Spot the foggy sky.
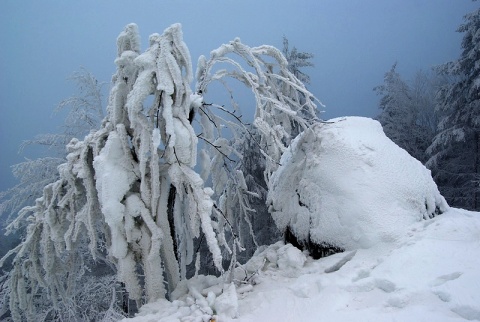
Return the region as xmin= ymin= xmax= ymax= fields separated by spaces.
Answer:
xmin=0 ymin=0 xmax=478 ymax=192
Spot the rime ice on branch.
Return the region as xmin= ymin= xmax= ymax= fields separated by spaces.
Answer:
xmin=194 ymin=39 xmax=321 ymax=262
xmin=2 ymin=22 xmax=321 ymax=320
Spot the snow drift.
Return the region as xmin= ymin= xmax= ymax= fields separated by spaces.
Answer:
xmin=267 ymin=116 xmax=448 ymax=251
xmin=123 ymin=208 xmax=480 ymax=322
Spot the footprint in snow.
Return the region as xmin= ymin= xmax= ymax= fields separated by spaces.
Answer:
xmin=451 ymin=305 xmax=480 ymax=321
xmin=430 ymin=271 xmax=463 ymax=287
xmin=374 ymin=278 xmax=397 ymax=293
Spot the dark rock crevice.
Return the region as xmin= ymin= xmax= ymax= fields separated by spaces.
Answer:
xmin=284 ymin=226 xmax=344 ymax=260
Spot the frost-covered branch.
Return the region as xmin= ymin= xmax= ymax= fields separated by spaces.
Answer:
xmin=3 ymin=23 xmax=323 ymax=320
xmin=0 ymin=157 xmax=64 ymax=224
xmin=194 ymin=37 xmax=321 ymax=260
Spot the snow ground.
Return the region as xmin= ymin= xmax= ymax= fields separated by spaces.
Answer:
xmin=124 ymin=207 xmax=480 ymax=322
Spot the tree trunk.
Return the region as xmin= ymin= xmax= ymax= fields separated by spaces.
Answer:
xmin=167 ymin=184 xmax=178 ymax=261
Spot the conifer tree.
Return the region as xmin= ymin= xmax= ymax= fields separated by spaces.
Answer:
xmin=375 ymin=64 xmax=441 ymax=163
xmin=427 ymin=6 xmax=480 ymax=209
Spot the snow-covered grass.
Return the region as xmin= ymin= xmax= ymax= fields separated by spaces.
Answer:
xmin=124 ymin=207 xmax=480 ymax=322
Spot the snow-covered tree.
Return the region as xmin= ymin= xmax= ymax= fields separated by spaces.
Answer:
xmin=375 ymin=64 xmax=413 ymax=153
xmin=375 ymin=63 xmax=441 ymax=163
xmin=193 ymin=35 xmax=320 ymax=266
xmin=427 ymin=6 xmax=480 ymax=210
xmin=1 ymin=23 xmax=319 ymax=320
xmin=0 ymin=68 xmax=105 ymax=225
xmin=224 ymin=37 xmax=316 ymax=261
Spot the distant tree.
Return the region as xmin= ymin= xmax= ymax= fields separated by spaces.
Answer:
xmin=1 ymin=23 xmax=319 ymax=321
xmin=374 ymin=63 xmax=441 ymax=163
xmin=409 ymin=69 xmax=442 ymax=137
xmin=426 ymin=6 xmax=480 ymax=210
xmin=375 ymin=64 xmax=414 ymax=153
xmin=282 ymin=36 xmax=314 ymax=85
xmin=0 ymin=69 xmax=111 ymax=321
xmin=0 ymin=68 xmax=105 ymax=225
xmin=0 ymin=68 xmax=106 ymax=275
xmin=56 ymin=68 xmax=105 ymax=141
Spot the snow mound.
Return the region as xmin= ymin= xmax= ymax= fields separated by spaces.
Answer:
xmin=123 ymin=243 xmax=306 ymax=322
xmin=267 ymin=116 xmax=448 ymax=251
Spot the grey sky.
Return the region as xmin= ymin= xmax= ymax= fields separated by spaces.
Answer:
xmin=0 ymin=0 xmax=478 ymax=192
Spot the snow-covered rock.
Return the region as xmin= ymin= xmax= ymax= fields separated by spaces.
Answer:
xmin=276 ymin=243 xmax=307 ymax=277
xmin=267 ymin=116 xmax=448 ymax=251
xmin=214 ymin=283 xmax=238 ymax=318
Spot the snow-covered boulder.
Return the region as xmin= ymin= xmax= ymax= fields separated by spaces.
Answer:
xmin=267 ymin=117 xmax=448 ymax=253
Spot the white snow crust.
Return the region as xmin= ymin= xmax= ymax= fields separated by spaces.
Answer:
xmin=122 ymin=208 xmax=480 ymax=322
xmin=268 ymin=116 xmax=448 ymax=250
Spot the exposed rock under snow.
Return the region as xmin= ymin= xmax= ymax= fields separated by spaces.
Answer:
xmin=267 ymin=116 xmax=448 ymax=251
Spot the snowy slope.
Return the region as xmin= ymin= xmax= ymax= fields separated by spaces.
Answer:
xmin=122 ymin=117 xmax=479 ymax=321
xmin=124 ymin=207 xmax=480 ymax=322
